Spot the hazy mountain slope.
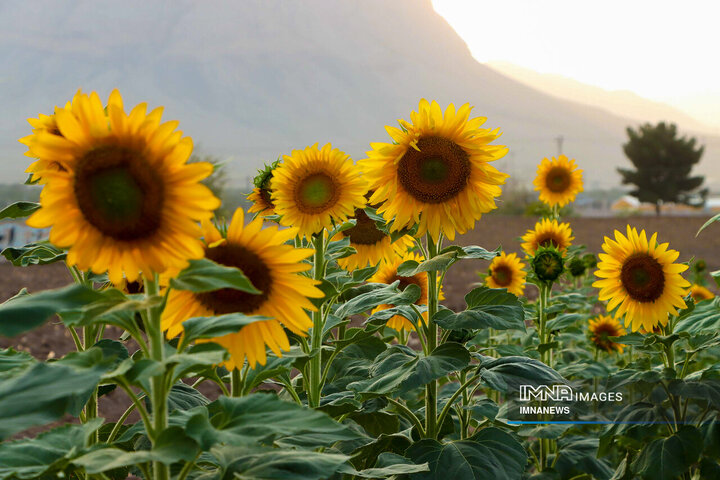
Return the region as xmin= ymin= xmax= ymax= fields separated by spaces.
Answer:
xmin=0 ymin=0 xmax=717 ymax=189
xmin=487 ymin=61 xmax=715 ymax=134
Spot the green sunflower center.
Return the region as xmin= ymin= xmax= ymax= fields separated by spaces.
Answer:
xmin=343 ymin=208 xmax=387 ymax=246
xmin=492 ymin=265 xmax=513 ymax=287
xmin=546 ymin=166 xmax=571 ymax=193
xmin=74 ymin=145 xmax=164 ymax=241
xmin=295 ymin=172 xmax=339 ymax=213
xmin=397 ymin=136 xmax=470 ymax=204
xmin=620 ymin=254 xmax=665 ymax=302
xmin=197 ymin=244 xmax=272 ymax=314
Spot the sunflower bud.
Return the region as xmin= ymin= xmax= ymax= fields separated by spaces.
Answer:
xmin=532 ymin=246 xmax=564 ymax=283
xmin=568 ymin=257 xmax=587 ymax=277
xmin=583 ymin=253 xmax=598 ymax=270
xmin=693 ymin=259 xmax=707 ymax=274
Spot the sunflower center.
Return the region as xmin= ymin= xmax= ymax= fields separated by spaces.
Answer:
xmin=397 ymin=136 xmax=470 ymax=204
xmin=620 ymin=254 xmax=665 ymax=302
xmin=260 ymin=187 xmax=274 ymax=208
xmin=390 ymin=274 xmax=422 ymax=304
xmin=74 ymin=145 xmax=164 ymax=241
xmin=546 ymin=167 xmax=571 ymax=193
xmin=343 ymin=208 xmax=387 ymax=245
xmin=536 ymin=234 xmax=559 ymax=249
xmin=196 ymin=243 xmax=273 ymax=314
xmin=492 ymin=266 xmax=513 ymax=287
xmin=295 ymin=172 xmax=339 ymax=213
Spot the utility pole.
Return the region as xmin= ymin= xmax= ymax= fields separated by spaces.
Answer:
xmin=555 ymin=135 xmax=564 ymax=156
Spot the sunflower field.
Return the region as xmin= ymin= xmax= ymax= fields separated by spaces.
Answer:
xmin=1 ymin=91 xmax=720 ymax=480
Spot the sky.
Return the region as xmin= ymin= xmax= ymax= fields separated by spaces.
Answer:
xmin=431 ymin=0 xmax=720 ymax=128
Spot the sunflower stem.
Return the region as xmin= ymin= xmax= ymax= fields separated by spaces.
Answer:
xmin=144 ymin=274 xmax=169 ymax=480
xmin=231 ymin=368 xmax=243 ymax=397
xmin=425 ymin=234 xmax=439 ymax=439
xmin=308 ymin=233 xmax=327 ymax=408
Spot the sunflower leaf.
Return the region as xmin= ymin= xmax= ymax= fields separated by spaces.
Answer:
xmin=170 ymin=258 xmax=260 ymax=294
xmin=0 ymin=284 xmax=106 ymax=337
xmin=179 ymin=313 xmax=270 ymax=349
xmin=1 ymin=242 xmax=66 ymax=266
xmin=433 ymin=287 xmax=525 ymax=332
xmin=0 ymin=201 xmax=41 ymax=219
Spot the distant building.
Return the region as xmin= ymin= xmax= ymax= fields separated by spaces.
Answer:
xmin=0 ymin=222 xmax=50 ymax=250
xmin=611 ymin=195 xmax=719 ymax=215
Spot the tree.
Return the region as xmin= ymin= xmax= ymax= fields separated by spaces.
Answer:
xmin=618 ymin=122 xmax=706 ymax=216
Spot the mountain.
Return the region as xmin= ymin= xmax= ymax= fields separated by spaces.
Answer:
xmin=487 ymin=61 xmax=717 ymax=135
xmin=0 ymin=0 xmax=718 ymax=190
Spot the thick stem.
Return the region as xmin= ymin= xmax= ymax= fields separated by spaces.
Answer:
xmin=425 ymin=235 xmax=439 ymax=438
xmin=144 ymin=276 xmax=169 ymax=480
xmin=231 ymin=368 xmax=243 ymax=397
xmin=308 ymin=234 xmax=326 ymax=408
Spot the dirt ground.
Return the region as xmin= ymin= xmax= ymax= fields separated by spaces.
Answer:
xmin=1 ymin=214 xmax=718 ymax=429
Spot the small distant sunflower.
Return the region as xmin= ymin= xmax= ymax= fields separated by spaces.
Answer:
xmin=247 ymin=160 xmax=279 ymax=217
xmin=368 ymin=252 xmax=444 ymax=331
xmin=271 ymin=143 xmax=367 ymax=239
xmin=485 ymin=252 xmax=527 ymax=297
xmin=588 ymin=315 xmax=627 ymax=353
xmin=690 ymin=284 xmax=714 ymax=302
xmin=359 ymin=99 xmax=508 ymax=242
xmin=521 ymin=218 xmax=574 ymax=257
xmin=533 ymin=155 xmax=583 ymax=207
xmin=25 ymin=90 xmax=220 ymax=284
xmin=333 ymin=207 xmax=414 ymax=271
xmin=593 ymin=226 xmax=690 ymax=332
xmin=19 ymin=100 xmax=74 ymax=183
xmin=162 ymin=208 xmax=324 ymax=369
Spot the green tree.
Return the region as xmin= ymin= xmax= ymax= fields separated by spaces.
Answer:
xmin=618 ymin=122 xmax=706 ymax=216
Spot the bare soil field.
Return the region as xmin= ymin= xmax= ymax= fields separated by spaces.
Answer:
xmin=1 ymin=214 xmax=718 ymax=426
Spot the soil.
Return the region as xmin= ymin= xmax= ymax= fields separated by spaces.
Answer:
xmin=1 ymin=214 xmax=718 ymax=435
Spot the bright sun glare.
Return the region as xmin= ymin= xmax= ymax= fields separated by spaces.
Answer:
xmin=431 ymin=0 xmax=720 ymax=126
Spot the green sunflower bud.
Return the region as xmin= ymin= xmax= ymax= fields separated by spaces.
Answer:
xmin=568 ymin=257 xmax=587 ymax=277
xmin=253 ymin=158 xmax=281 ymax=189
xmin=693 ymin=259 xmax=707 ymax=274
xmin=583 ymin=253 xmax=598 ymax=270
xmin=532 ymin=246 xmax=564 ymax=283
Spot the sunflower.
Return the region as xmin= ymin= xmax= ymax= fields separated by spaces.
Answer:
xmin=359 ymin=99 xmax=508 ymax=242
xmin=19 ymin=100 xmax=74 ymax=183
xmin=521 ymin=218 xmax=574 ymax=257
xmin=162 ymin=208 xmax=324 ymax=369
xmin=247 ymin=160 xmax=279 ymax=217
xmin=533 ymin=155 xmax=583 ymax=207
xmin=690 ymin=284 xmax=714 ymax=302
xmin=368 ymin=252 xmax=444 ymax=331
xmin=485 ymin=252 xmax=527 ymax=297
xmin=332 ymin=207 xmax=414 ymax=271
xmin=25 ymin=90 xmax=220 ymax=284
xmin=593 ymin=226 xmax=690 ymax=332
xmin=588 ymin=315 xmax=627 ymax=353
xmin=271 ymin=143 xmax=367 ymax=239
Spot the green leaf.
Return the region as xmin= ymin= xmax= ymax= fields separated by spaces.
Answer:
xmin=464 ymin=398 xmax=499 ymax=421
xmin=170 ymin=257 xmax=260 ymax=294
xmin=339 ymin=452 xmax=429 ymax=478
xmin=1 ymin=242 xmax=66 ymax=266
xmin=599 ymin=403 xmax=666 ymax=456
xmin=0 ymin=353 xmax=108 ymax=439
xmin=403 ymin=343 xmax=470 ymax=389
xmin=335 ymin=283 xmax=421 ymax=318
xmin=242 ymin=354 xmax=295 ymax=395
xmin=434 ymin=287 xmax=525 ymax=332
xmin=73 ymin=427 xmax=200 ymax=473
xmin=405 ymin=427 xmax=527 ymax=480
xmin=697 ymin=212 xmax=720 ymax=236
xmin=398 ymin=246 xmax=499 ymax=276
xmin=675 ymin=297 xmax=720 ymax=334
xmin=0 ymin=348 xmax=35 ymax=376
xmin=206 ymin=445 xmax=350 ymax=480
xmin=0 ymin=201 xmax=40 ymax=220
xmin=179 ymin=313 xmax=269 ymax=349
xmin=165 ymin=343 xmax=229 ymax=381
xmin=667 ymin=379 xmax=720 ymax=409
xmin=546 ymin=313 xmax=582 ymax=331
xmin=553 ymin=437 xmax=613 ymax=480
xmin=475 ymin=355 xmax=566 ymax=393
xmin=181 ymin=394 xmax=359 ymax=450
xmin=347 ymin=345 xmax=419 ymax=397
xmin=0 ymin=419 xmax=102 ymax=479
xmin=0 ymin=284 xmax=105 ymax=337
xmin=631 ymin=426 xmax=703 ymax=480
xmin=166 ymin=383 xmax=210 ymax=412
